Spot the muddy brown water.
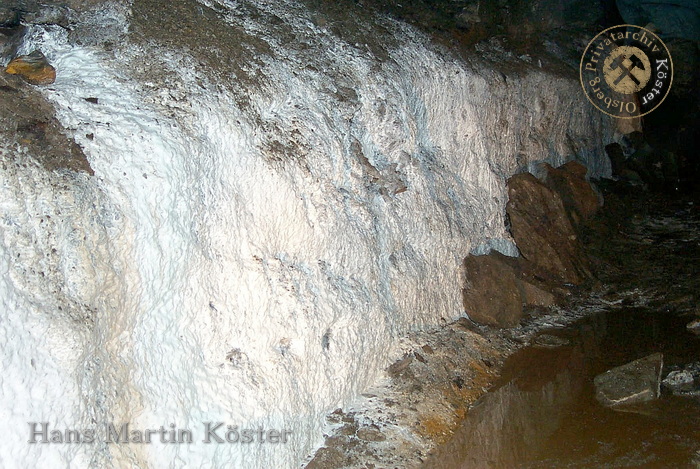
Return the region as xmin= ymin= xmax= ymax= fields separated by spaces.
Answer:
xmin=423 ymin=307 xmax=700 ymax=468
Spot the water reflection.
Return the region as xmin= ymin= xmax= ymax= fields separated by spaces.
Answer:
xmin=422 ymin=310 xmax=700 ymax=468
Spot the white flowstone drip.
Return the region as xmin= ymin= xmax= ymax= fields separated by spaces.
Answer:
xmin=0 ymin=2 xmax=612 ymax=467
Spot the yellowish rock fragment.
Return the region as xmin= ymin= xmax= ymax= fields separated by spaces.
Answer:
xmin=5 ymin=50 xmax=56 ymax=85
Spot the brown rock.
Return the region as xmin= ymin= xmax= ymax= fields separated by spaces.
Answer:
xmin=544 ymin=161 xmax=600 ymax=229
xmin=518 ymin=280 xmax=556 ymax=307
xmin=305 ymin=447 xmax=350 ymax=469
xmin=462 ymin=252 xmax=523 ymax=328
xmin=5 ymin=50 xmax=56 ymax=85
xmin=0 ymin=73 xmax=92 ymax=174
xmin=387 ymin=354 xmax=414 ymax=379
xmin=461 ymin=251 xmax=563 ymax=328
xmin=506 ymin=172 xmax=590 ymax=284
xmin=512 ymin=255 xmax=568 ymax=303
xmin=357 ymin=426 xmax=386 ymax=442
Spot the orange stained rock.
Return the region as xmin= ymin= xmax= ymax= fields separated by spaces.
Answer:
xmin=5 ymin=51 xmax=56 ymax=85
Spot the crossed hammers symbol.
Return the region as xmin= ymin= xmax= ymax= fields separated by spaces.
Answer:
xmin=610 ymin=53 xmax=645 ymax=86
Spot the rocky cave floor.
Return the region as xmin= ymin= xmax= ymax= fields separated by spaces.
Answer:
xmin=304 ymin=184 xmax=700 ymax=469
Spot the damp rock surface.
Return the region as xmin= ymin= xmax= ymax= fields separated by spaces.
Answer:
xmin=0 ymin=71 xmax=92 ymax=173
xmin=506 ymin=172 xmax=592 ymax=284
xmin=594 ymin=353 xmax=664 ymax=408
xmin=424 ymin=192 xmax=700 ymax=469
xmin=462 ymin=252 xmax=524 ymax=327
xmin=0 ymin=1 xmax=614 ymax=468
xmin=663 ymin=362 xmax=700 ymax=396
xmin=5 ymin=50 xmax=56 ymax=85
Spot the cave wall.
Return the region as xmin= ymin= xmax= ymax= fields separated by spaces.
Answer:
xmin=0 ymin=1 xmax=612 ymax=467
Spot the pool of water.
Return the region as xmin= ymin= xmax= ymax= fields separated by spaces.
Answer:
xmin=422 ymin=307 xmax=700 ymax=468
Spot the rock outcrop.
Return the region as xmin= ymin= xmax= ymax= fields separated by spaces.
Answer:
xmin=462 ymin=161 xmax=600 ymax=327
xmin=662 ymin=362 xmax=700 ymax=396
xmin=0 ymin=1 xmax=615 ymax=467
xmin=544 ymin=161 xmax=600 ymax=229
xmin=594 ymin=353 xmax=664 ymax=408
xmin=0 ymin=71 xmax=92 ymax=174
xmin=462 ymin=252 xmax=524 ymax=328
xmin=5 ymin=50 xmax=56 ymax=85
xmin=506 ymin=171 xmax=592 ymax=285
xmin=462 ymin=252 xmax=563 ymax=328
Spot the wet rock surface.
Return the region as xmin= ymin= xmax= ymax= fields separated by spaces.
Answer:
xmin=506 ymin=172 xmax=592 ymax=284
xmin=594 ymin=353 xmax=664 ymax=408
xmin=462 ymin=163 xmax=600 ymax=328
xmin=532 ymin=333 xmax=571 ymax=349
xmin=663 ymin=362 xmax=700 ymax=396
xmin=517 ymin=192 xmax=700 ymax=467
xmin=5 ymin=50 xmax=56 ymax=85
xmin=304 ymin=318 xmax=514 ymax=468
xmin=0 ymin=2 xmax=694 ymax=468
xmin=0 ymin=1 xmax=617 ymax=467
xmin=307 ymin=185 xmax=700 ymax=468
xmin=0 ymin=72 xmax=92 ymax=174
xmin=461 ymin=252 xmax=524 ymax=327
